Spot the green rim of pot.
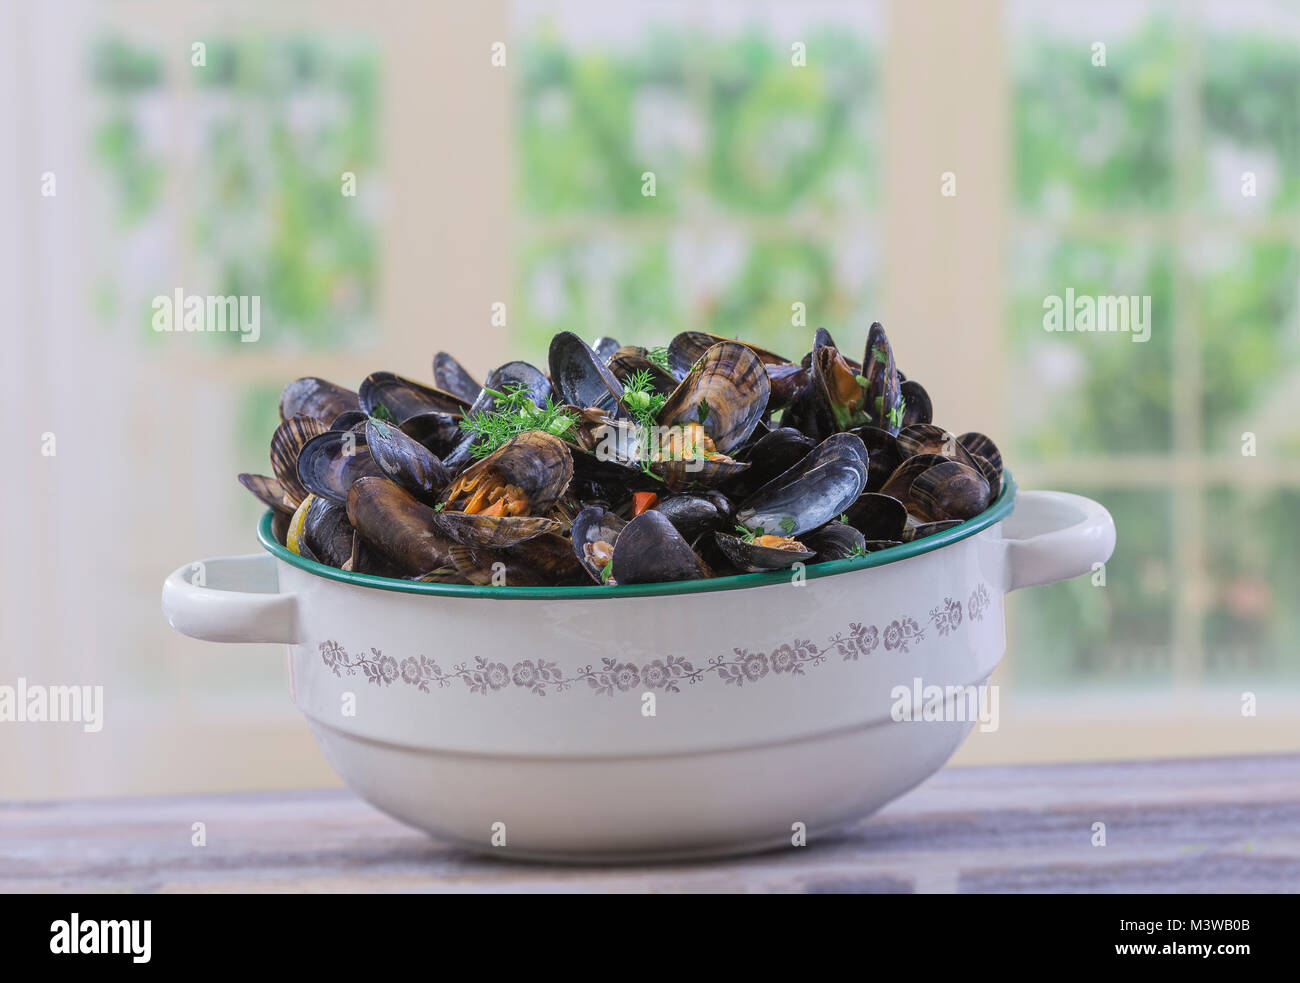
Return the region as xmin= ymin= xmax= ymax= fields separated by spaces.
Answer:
xmin=259 ymin=471 xmax=1017 ymax=601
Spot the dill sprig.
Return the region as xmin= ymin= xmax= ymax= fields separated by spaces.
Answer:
xmin=646 ymin=346 xmax=671 ymax=372
xmin=621 ymin=369 xmax=666 ymax=430
xmin=620 ymin=370 xmax=670 ymax=483
xmin=460 ymin=384 xmax=578 ymax=458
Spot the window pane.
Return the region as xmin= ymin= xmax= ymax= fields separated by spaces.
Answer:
xmin=1007 ymin=236 xmax=1174 ymax=456
xmin=1009 ymin=487 xmax=1175 ymax=687
xmin=90 ymin=36 xmax=381 ymax=352
xmin=1192 ymin=238 xmax=1300 ymax=453
xmin=1203 ymin=486 xmax=1300 ymax=681
xmin=1012 ymin=11 xmax=1179 ymax=214
xmin=1201 ymin=31 xmax=1300 ymax=214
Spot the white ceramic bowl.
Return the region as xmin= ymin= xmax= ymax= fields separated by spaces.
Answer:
xmin=163 ymin=475 xmax=1114 ymax=862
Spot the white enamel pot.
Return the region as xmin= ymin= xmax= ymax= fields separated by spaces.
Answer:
xmin=162 ymin=474 xmax=1114 ymax=862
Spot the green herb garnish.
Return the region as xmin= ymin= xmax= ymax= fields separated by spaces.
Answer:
xmin=839 ymin=513 xmax=849 ymax=524
xmin=621 ymin=369 xmax=666 ymax=430
xmin=600 ymin=558 xmax=614 ymax=584
xmin=646 ymin=346 xmax=671 ymax=372
xmin=871 ymin=346 xmax=888 ymax=365
xmin=886 ymin=398 xmax=906 ymax=430
xmin=735 ymin=524 xmax=759 ymax=543
xmin=779 ymin=516 xmax=796 ymax=535
xmin=434 ymin=501 xmax=446 ymax=512
xmin=460 ymin=384 xmax=578 ymax=458
xmin=696 ymin=399 xmax=710 ymax=425
xmin=847 ymin=544 xmax=870 ymax=558
xmin=371 ymin=402 xmax=394 ymax=422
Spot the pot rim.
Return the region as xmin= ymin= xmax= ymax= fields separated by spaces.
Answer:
xmin=258 ymin=471 xmax=1017 ymax=601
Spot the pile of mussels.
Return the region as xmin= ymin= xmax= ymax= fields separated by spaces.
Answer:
xmin=239 ymin=324 xmax=1003 ymax=587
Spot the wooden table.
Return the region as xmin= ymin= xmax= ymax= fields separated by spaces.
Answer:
xmin=4 ymin=754 xmax=1297 ymax=893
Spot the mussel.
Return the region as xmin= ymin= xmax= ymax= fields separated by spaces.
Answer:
xmin=280 ymin=377 xmax=360 ymax=425
xmin=433 ymin=352 xmax=482 ymax=404
xmin=733 ymin=432 xmax=868 ymax=537
xmin=431 ymin=431 xmax=572 ymax=547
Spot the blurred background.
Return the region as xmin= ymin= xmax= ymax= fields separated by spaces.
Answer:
xmin=2 ymin=0 xmax=1297 ymax=799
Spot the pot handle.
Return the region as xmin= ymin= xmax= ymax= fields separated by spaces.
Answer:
xmin=1002 ymin=490 xmax=1116 ymax=591
xmin=161 ymin=553 xmax=298 ymax=644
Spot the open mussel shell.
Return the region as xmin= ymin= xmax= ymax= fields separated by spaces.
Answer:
xmin=549 ymin=331 xmax=625 ymax=416
xmin=657 ymin=341 xmax=770 ymax=454
xmin=714 ymin=531 xmax=815 ymax=573
xmin=280 ymin=377 xmax=360 ymax=425
xmin=666 ymin=331 xmax=791 ymax=380
xmin=902 ymin=518 xmax=962 ymax=542
xmin=878 ymin=452 xmax=950 ymax=504
xmin=442 ymin=360 xmax=552 ymax=471
xmin=735 ymin=432 xmax=868 ymax=537
xmin=959 ymin=432 xmax=1002 ymax=474
xmin=302 ymin=496 xmax=355 ymax=569
xmin=329 ymin=409 xmax=369 ymax=432
xmin=851 ymin=425 xmax=902 ymax=492
xmin=571 ymin=506 xmax=627 ymax=583
xmin=900 ymin=380 xmax=932 ymax=426
xmin=842 ymin=492 xmax=908 ymax=542
xmin=297 ymin=428 xmax=384 ymax=506
xmin=612 ymin=511 xmax=710 ymax=585
xmin=861 ymin=322 xmax=904 ymax=435
xmin=399 ymin=411 xmax=464 ymax=459
xmin=970 ymin=453 xmax=1001 ymax=501
xmin=238 ymin=473 xmax=295 ymax=516
xmin=347 ymin=477 xmax=456 ymax=577
xmin=433 ymin=512 xmax=563 ymax=549
xmin=365 ymin=418 xmax=450 ymax=502
xmin=766 ymin=362 xmax=812 ymax=410
xmin=433 ymin=351 xmax=482 ymax=404
xmin=443 ymin=430 xmax=573 ymax=515
xmin=650 ymin=457 xmax=750 ymax=493
xmin=270 ymin=415 xmax=328 ymax=506
xmin=808 ymin=327 xmax=859 ymax=370
xmin=448 ymin=532 xmax=587 ymax=587
xmin=729 ymin=427 xmax=816 ymax=499
xmin=811 ymin=342 xmax=871 ymax=433
xmin=270 ymin=511 xmax=291 ymax=546
xmin=432 ymin=431 xmax=573 ymax=547
xmin=895 ymin=423 xmax=979 ymax=470
xmin=800 ymin=522 xmax=866 ymax=564
xmin=591 ymin=336 xmax=621 ymax=361
xmin=908 ymin=461 xmax=990 ymax=522
xmin=606 ymin=346 xmax=677 ymax=396
xmin=444 ymin=545 xmax=547 ymax=586
xmin=359 ymin=371 xmax=469 ymax=423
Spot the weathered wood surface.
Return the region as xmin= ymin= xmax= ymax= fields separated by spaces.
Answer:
xmin=3 ymin=754 xmax=1297 ymax=893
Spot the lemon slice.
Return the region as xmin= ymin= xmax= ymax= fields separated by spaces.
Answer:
xmin=286 ymin=494 xmax=315 ymax=555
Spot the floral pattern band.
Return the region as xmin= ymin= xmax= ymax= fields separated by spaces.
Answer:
xmin=319 ymin=582 xmax=994 ymax=698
